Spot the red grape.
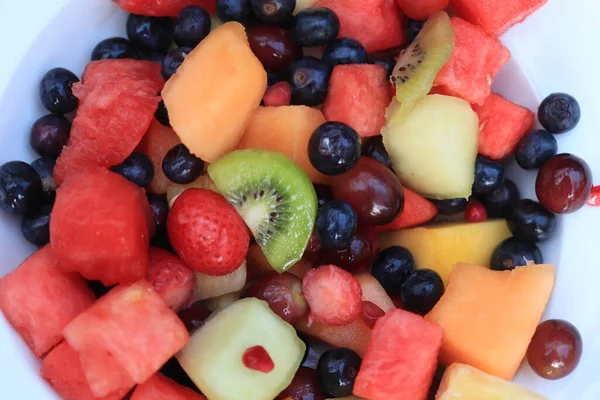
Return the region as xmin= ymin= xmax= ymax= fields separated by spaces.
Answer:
xmin=276 ymin=367 xmax=326 ymax=400
xmin=331 ymin=157 xmax=404 ymax=226
xmin=247 ymin=25 xmax=302 ymax=73
xmin=527 ymin=319 xmax=582 ymax=380
xmin=361 ymin=301 xmax=385 ymax=328
xmin=243 ymin=272 xmax=308 ymax=323
xmin=535 ymin=153 xmax=592 ymax=214
xmin=177 ymin=302 xmax=211 ymax=333
xmin=323 ymin=225 xmax=379 ymax=272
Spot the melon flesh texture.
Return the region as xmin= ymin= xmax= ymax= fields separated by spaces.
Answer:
xmin=0 ymin=247 xmax=95 ymax=357
xmin=131 ymin=374 xmax=207 ymax=400
xmin=425 ymin=263 xmax=556 ymax=380
xmin=295 ymin=315 xmax=371 ymax=356
xmin=436 ymin=363 xmax=548 ymax=400
xmin=433 ymin=18 xmax=510 ymax=105
xmin=354 ymin=309 xmax=443 ymax=400
xmin=355 ymin=273 xmax=395 ymax=312
xmin=237 ymin=106 xmax=329 ymax=184
xmin=54 ymin=59 xmax=163 ymax=184
xmin=294 ymin=0 xmax=318 ymax=14
xmin=163 ymin=22 xmax=267 ymax=163
xmin=378 ymin=220 xmax=511 ymax=285
xmin=115 ymin=0 xmax=217 ymax=15
xmin=395 ymin=0 xmax=450 ymax=20
xmin=376 ymin=187 xmax=438 ymax=231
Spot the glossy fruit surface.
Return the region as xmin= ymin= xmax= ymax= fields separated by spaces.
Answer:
xmin=174 ymin=5 xmax=211 ymax=47
xmin=30 ymin=114 xmax=71 ymax=158
xmin=217 ymin=0 xmax=253 ymax=22
xmin=286 ymin=57 xmax=332 ymax=106
xmin=361 ymin=135 xmax=393 ymax=169
xmin=473 ymin=155 xmax=504 ymax=194
xmin=538 ymin=93 xmax=581 ymax=134
xmin=0 ymin=161 xmax=43 ymax=216
xmin=31 ymin=157 xmax=57 ymax=204
xmin=251 ymin=0 xmax=295 ymax=25
xmin=291 ymin=7 xmax=340 ymax=47
xmin=315 ymin=200 xmax=357 ymax=249
xmin=276 ymin=367 xmax=326 ymax=400
xmin=430 ymin=198 xmax=467 ymax=215
xmin=316 ymin=348 xmax=361 ymax=397
xmin=515 ymin=129 xmax=557 ymax=170
xmin=308 ymin=122 xmax=360 ymax=176
xmin=162 ymin=144 xmax=205 ymax=184
xmin=21 ymin=205 xmax=52 ymax=247
xmin=162 ymin=47 xmax=193 ymax=80
xmin=506 ymin=199 xmax=557 ymax=243
xmin=177 ymin=301 xmax=212 ymax=333
xmin=91 ymin=37 xmax=138 ymax=60
xmin=465 ymin=200 xmax=487 ymax=223
xmin=126 ymin=14 xmax=174 ymax=52
xmin=322 ymin=37 xmax=368 ymax=67
xmin=480 ymin=179 xmax=520 ymax=218
xmin=248 ymin=25 xmax=302 ymax=73
xmin=39 ymin=68 xmax=79 ymax=114
xmin=110 ymin=152 xmax=155 ymax=188
xmin=147 ymin=193 xmax=170 ymax=234
xmin=323 ymin=225 xmax=379 ymax=272
xmin=400 ymin=269 xmax=444 ymax=315
xmin=371 ymin=246 xmax=415 ymax=296
xmin=490 ymin=237 xmax=543 ymax=271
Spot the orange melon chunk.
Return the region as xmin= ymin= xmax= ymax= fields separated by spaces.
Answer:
xmin=137 ymin=119 xmax=181 ymax=194
xmin=425 ymin=263 xmax=556 ymax=380
xmin=162 ymin=22 xmax=266 ymax=163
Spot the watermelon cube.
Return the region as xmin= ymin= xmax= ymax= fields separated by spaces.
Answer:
xmin=472 ymin=93 xmax=535 ymax=160
xmin=54 ymin=59 xmax=163 ymax=185
xmin=50 ymin=169 xmax=152 ymax=286
xmin=323 ymin=64 xmax=392 ymax=138
xmin=433 ymin=18 xmax=510 ymax=105
xmin=63 ymin=281 xmax=189 ymax=396
xmin=115 ymin=0 xmax=217 ymax=16
xmin=313 ymin=0 xmax=407 ymax=53
xmin=131 ymin=374 xmax=207 ymax=400
xmin=452 ymin=0 xmax=548 ymax=36
xmin=41 ymin=341 xmax=134 ymax=400
xmin=376 ymin=187 xmax=438 ymax=231
xmin=0 ymin=247 xmax=95 ymax=357
xmin=353 ymin=308 xmax=443 ymax=400
xmin=395 ymin=0 xmax=450 ymax=20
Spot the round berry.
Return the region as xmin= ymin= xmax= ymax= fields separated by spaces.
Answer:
xmin=291 ymin=7 xmax=340 ymax=47
xmin=30 ymin=114 xmax=71 ymax=158
xmin=369 ymin=52 xmax=396 ymax=77
xmin=286 ymin=57 xmax=332 ymax=106
xmin=148 ymin=193 xmax=170 ymax=235
xmin=155 ymin=100 xmax=170 ymax=127
xmin=506 ymin=199 xmax=557 ymax=243
xmin=217 ymin=0 xmax=253 ymax=22
xmin=406 ymin=18 xmax=425 ymax=42
xmin=110 ymin=152 xmax=155 ymax=188
xmin=91 ymin=37 xmax=138 ymax=61
xmin=162 ymin=47 xmax=193 ymax=80
xmin=400 ymin=269 xmax=444 ymax=315
xmin=39 ymin=68 xmax=79 ymax=114
xmin=371 ymin=246 xmax=415 ymax=296
xmin=0 ymin=161 xmax=44 ymax=216
xmin=465 ymin=200 xmax=487 ymax=223
xmin=174 ymin=6 xmax=211 ymax=48
xmin=251 ymin=0 xmax=295 ymax=26
xmin=317 ymin=348 xmax=361 ymax=398
xmin=430 ymin=198 xmax=467 ymax=215
xmin=126 ymin=14 xmax=174 ymax=52
xmin=361 ymin=135 xmax=393 ymax=169
xmin=247 ymin=25 xmax=302 ymax=73
xmin=480 ymin=179 xmax=520 ymax=218
xmin=162 ymin=144 xmax=205 ymax=184
xmin=515 ymin=130 xmax=557 ymax=170
xmin=538 ymin=93 xmax=581 ymax=134
xmin=315 ymin=200 xmax=357 ymax=249
xmin=491 ymin=237 xmax=543 ymax=271
xmin=308 ymin=122 xmax=360 ymax=176
xmin=322 ymin=37 xmax=368 ymax=67
xmin=473 ymin=155 xmax=504 ymax=194
xmin=21 ymin=205 xmax=52 ymax=247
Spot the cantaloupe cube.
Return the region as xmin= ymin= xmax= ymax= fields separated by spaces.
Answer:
xmin=162 ymin=22 xmax=266 ymax=163
xmin=425 ymin=263 xmax=556 ymax=380
xmin=378 ymin=220 xmax=511 ymax=285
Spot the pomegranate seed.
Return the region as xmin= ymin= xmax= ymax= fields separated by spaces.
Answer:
xmin=242 ymin=345 xmax=275 ymax=373
xmin=263 ymin=81 xmax=292 ymax=107
xmin=588 ymin=185 xmax=600 ymax=206
xmin=361 ymin=301 xmax=385 ymax=328
xmin=465 ymin=200 xmax=488 ymax=223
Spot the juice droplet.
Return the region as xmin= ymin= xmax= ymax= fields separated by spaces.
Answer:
xmin=243 ymin=345 xmax=275 ymax=373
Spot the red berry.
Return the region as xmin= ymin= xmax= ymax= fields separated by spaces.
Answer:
xmin=302 ymin=265 xmax=362 ymax=326
xmin=263 ymin=81 xmax=292 ymax=107
xmin=588 ymin=185 xmax=600 ymax=206
xmin=243 ymin=345 xmax=275 ymax=373
xmin=465 ymin=200 xmax=488 ymax=223
xmin=303 ymin=230 xmax=323 ymax=264
xmin=361 ymin=301 xmax=385 ymax=329
xmin=146 ymin=247 xmax=197 ymax=311
xmin=167 ymin=189 xmax=250 ymax=276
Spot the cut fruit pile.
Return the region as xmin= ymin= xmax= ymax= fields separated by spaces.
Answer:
xmin=0 ymin=0 xmax=589 ymax=399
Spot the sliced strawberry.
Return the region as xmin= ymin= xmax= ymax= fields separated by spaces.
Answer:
xmin=262 ymin=81 xmax=292 ymax=107
xmin=147 ymin=248 xmax=197 ymax=311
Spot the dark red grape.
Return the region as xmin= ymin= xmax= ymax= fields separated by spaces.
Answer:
xmin=247 ymin=25 xmax=302 ymax=73
xmin=276 ymin=367 xmax=326 ymax=400
xmin=177 ymin=302 xmax=211 ymax=333
xmin=303 ymin=230 xmax=323 ymax=264
xmin=322 ymin=225 xmax=379 ymax=272
xmin=243 ymin=272 xmax=308 ymax=323
xmin=361 ymin=301 xmax=385 ymax=329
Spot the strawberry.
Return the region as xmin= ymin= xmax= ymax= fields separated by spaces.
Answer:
xmin=146 ymin=247 xmax=197 ymax=311
xmin=262 ymin=81 xmax=292 ymax=107
xmin=167 ymin=189 xmax=250 ymax=276
xmin=302 ymin=265 xmax=362 ymax=326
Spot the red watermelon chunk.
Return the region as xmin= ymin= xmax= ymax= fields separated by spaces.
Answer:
xmin=395 ymin=0 xmax=450 ymax=20
xmin=376 ymin=188 xmax=438 ymax=231
xmin=131 ymin=374 xmax=207 ymax=400
xmin=323 ymin=64 xmax=392 ymax=138
xmin=115 ymin=0 xmax=217 ymax=16
xmin=313 ymin=0 xmax=407 ymax=53
xmin=41 ymin=341 xmax=133 ymax=400
xmin=54 ymin=59 xmax=163 ymax=185
xmin=452 ymin=0 xmax=548 ymax=36
xmin=433 ymin=17 xmax=510 ymax=105
xmin=0 ymin=247 xmax=95 ymax=357
xmin=50 ymin=169 xmax=152 ymax=286
xmin=472 ymin=93 xmax=535 ymax=160
xmin=354 ymin=308 xmax=443 ymax=400
xmin=147 ymin=247 xmax=196 ymax=311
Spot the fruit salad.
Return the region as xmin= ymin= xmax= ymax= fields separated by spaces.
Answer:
xmin=0 ymin=0 xmax=591 ymax=399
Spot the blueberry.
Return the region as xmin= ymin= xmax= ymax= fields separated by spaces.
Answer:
xmin=308 ymin=122 xmax=360 ymax=176
xmin=315 ymin=200 xmax=357 ymax=249
xmin=371 ymin=246 xmax=415 ymax=296
xmin=162 ymin=144 xmax=205 ymax=184
xmin=361 ymin=136 xmax=393 ymax=169
xmin=110 ymin=152 xmax=154 ymax=188
xmin=291 ymin=7 xmax=340 ymax=47
xmin=162 ymin=47 xmax=193 ymax=80
xmin=480 ymin=179 xmax=520 ymax=218
xmin=515 ymin=129 xmax=558 ymax=170
xmin=148 ymin=193 xmax=169 ymax=234
xmin=322 ymin=37 xmax=368 ymax=67
xmin=155 ymin=100 xmax=170 ymax=127
xmin=538 ymin=93 xmax=581 ymax=134
xmin=430 ymin=198 xmax=467 ymax=215
xmin=39 ymin=68 xmax=79 ymax=114
xmin=137 ymin=48 xmax=166 ymax=65
xmin=217 ymin=0 xmax=253 ymax=22
xmin=31 ymin=157 xmax=57 ymax=205
xmin=174 ymin=6 xmax=211 ymax=48
xmin=126 ymin=14 xmax=174 ymax=53
xmin=0 ymin=161 xmax=44 ymax=216
xmin=21 ymin=205 xmax=52 ymax=247
xmin=369 ymin=52 xmax=396 ymax=77
xmin=400 ymin=269 xmax=444 ymax=315
xmin=30 ymin=114 xmax=71 ymax=158
xmin=91 ymin=37 xmax=138 ymax=61
xmin=266 ymin=69 xmax=279 ymax=87
xmin=251 ymin=0 xmax=295 ymax=26
xmin=406 ymin=18 xmax=425 ymax=42
xmin=491 ymin=237 xmax=543 ymax=271
xmin=286 ymin=57 xmax=331 ymax=106
xmin=473 ymin=155 xmax=504 ymax=194
xmin=316 ymin=348 xmax=361 ymax=398
xmin=506 ymin=199 xmax=557 ymax=243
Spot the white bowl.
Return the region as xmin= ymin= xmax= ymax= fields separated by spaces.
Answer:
xmin=1 ymin=0 xmax=599 ymax=399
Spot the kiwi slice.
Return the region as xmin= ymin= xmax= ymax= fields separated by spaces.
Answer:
xmin=208 ymin=149 xmax=317 ymax=273
xmin=391 ymin=11 xmax=454 ymax=105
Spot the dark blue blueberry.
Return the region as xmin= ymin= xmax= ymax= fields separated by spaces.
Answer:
xmin=322 ymin=38 xmax=368 ymax=67
xmin=515 ymin=129 xmax=558 ymax=170
xmin=406 ymin=18 xmax=425 ymax=42
xmin=314 ymin=184 xmax=334 ymax=208
xmin=251 ymin=0 xmax=295 ymax=26
xmin=361 ymin=136 xmax=393 ymax=169
xmin=400 ymin=269 xmax=444 ymax=315
xmin=217 ymin=0 xmax=253 ymax=22
xmin=286 ymin=57 xmax=331 ymax=106
xmin=473 ymin=155 xmax=504 ymax=194
xmin=315 ymin=200 xmax=357 ymax=249
xmin=155 ymin=100 xmax=170 ymax=127
xmin=369 ymin=52 xmax=396 ymax=77
xmin=538 ymin=93 xmax=581 ymax=134
xmin=30 ymin=114 xmax=71 ymax=158
xmin=148 ymin=193 xmax=169 ymax=234
xmin=291 ymin=7 xmax=340 ymax=47
xmin=91 ymin=37 xmax=138 ymax=61
xmin=430 ymin=198 xmax=467 ymax=215
xmin=174 ymin=6 xmax=211 ymax=47
xmin=39 ymin=68 xmax=79 ymax=114
xmin=506 ymin=199 xmax=557 ymax=243
xmin=31 ymin=157 xmax=57 ymax=205
xmin=317 ymin=348 xmax=361 ymax=398
xmin=162 ymin=47 xmax=193 ymax=80
xmin=480 ymin=179 xmax=520 ymax=218
xmin=21 ymin=205 xmax=52 ymax=247
xmin=491 ymin=237 xmax=543 ymax=271
xmin=308 ymin=122 xmax=360 ymax=176
xmin=110 ymin=152 xmax=154 ymax=188
xmin=371 ymin=246 xmax=415 ymax=296
xmin=137 ymin=48 xmax=166 ymax=65
xmin=162 ymin=144 xmax=205 ymax=184
xmin=266 ymin=69 xmax=279 ymax=87
xmin=0 ymin=161 xmax=43 ymax=216
xmin=126 ymin=14 xmax=174 ymax=53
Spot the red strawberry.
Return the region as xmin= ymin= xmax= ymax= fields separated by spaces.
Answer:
xmin=167 ymin=189 xmax=250 ymax=276
xmin=146 ymin=247 xmax=197 ymax=311
xmin=262 ymin=81 xmax=292 ymax=107
xmin=302 ymin=265 xmax=362 ymax=326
